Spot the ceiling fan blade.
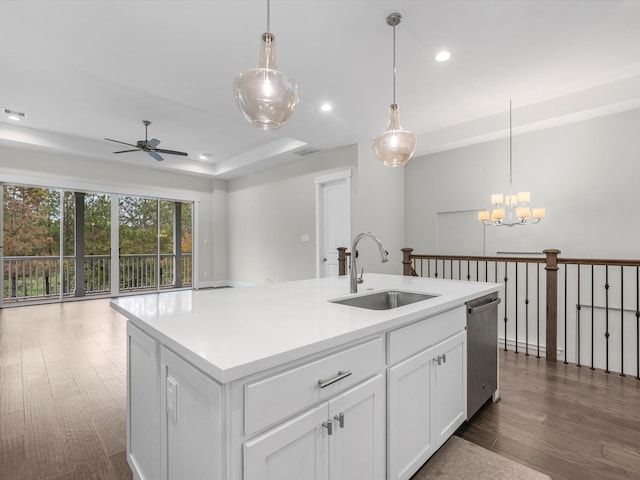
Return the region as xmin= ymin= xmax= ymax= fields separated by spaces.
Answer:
xmin=113 ymin=149 xmax=140 ymax=154
xmin=154 ymin=148 xmax=188 ymax=156
xmin=148 ymin=151 xmax=164 ymax=162
xmin=105 ymin=138 xmax=138 ymax=148
xmin=147 ymin=138 xmax=161 ymax=149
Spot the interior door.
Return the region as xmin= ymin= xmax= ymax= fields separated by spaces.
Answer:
xmin=316 ymin=171 xmax=351 ymax=278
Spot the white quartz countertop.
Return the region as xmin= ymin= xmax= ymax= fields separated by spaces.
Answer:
xmin=111 ymin=274 xmax=501 ymax=383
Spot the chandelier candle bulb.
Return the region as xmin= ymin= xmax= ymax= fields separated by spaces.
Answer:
xmin=492 ymin=208 xmax=505 ymax=221
xmin=517 ymin=207 xmax=531 ymax=219
xmin=517 ymin=191 xmax=531 ymax=203
xmin=491 ymin=194 xmax=504 ymax=205
xmin=478 ymin=210 xmax=490 ymax=222
xmin=533 ymin=208 xmax=546 ymax=219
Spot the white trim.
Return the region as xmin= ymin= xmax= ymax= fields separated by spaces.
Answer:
xmin=192 ymin=201 xmax=199 ymax=289
xmin=313 ymin=168 xmax=352 ymax=185
xmin=0 ymin=172 xmax=203 ymax=203
xmin=110 ymin=197 xmax=120 ymax=296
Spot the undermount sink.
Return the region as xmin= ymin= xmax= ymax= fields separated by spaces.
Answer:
xmin=330 ymin=290 xmax=438 ymax=310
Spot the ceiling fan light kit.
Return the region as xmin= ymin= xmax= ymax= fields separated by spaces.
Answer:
xmin=372 ymin=12 xmax=417 ymax=167
xmin=233 ymin=0 xmax=299 ymax=130
xmin=104 ymin=120 xmax=188 ymax=162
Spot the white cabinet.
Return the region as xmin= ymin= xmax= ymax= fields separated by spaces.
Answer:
xmin=244 ymin=374 xmax=385 ymax=480
xmin=126 ymin=323 xmax=160 ymax=480
xmin=160 ymin=347 xmax=223 ymax=480
xmin=387 ymin=330 xmax=466 ymax=480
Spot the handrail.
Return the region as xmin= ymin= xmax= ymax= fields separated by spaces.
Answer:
xmin=395 ymin=246 xmax=640 ymax=380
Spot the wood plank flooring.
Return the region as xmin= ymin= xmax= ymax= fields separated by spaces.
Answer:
xmin=0 ymin=299 xmax=130 ymax=480
xmin=1 ymin=298 xmax=639 ymax=479
xmin=453 ymin=350 xmax=640 ymax=480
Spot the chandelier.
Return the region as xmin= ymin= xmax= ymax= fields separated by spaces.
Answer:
xmin=478 ymin=101 xmax=545 ymax=226
xmin=233 ymin=0 xmax=299 ymax=130
xmin=372 ymin=12 xmax=417 ymax=167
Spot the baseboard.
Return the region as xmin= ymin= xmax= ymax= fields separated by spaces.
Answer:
xmin=498 ymin=336 xmax=564 ymax=358
xmin=227 ymin=280 xmax=255 ymax=288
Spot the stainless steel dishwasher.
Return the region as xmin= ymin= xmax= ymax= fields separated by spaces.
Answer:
xmin=466 ymin=293 xmax=501 ymax=419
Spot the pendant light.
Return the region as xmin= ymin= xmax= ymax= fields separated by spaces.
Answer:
xmin=372 ymin=12 xmax=417 ymax=167
xmin=477 ymin=100 xmax=546 ymax=226
xmin=233 ymin=0 xmax=299 ymax=130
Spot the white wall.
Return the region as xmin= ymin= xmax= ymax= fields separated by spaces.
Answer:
xmin=0 ymin=145 xmax=219 ymax=286
xmin=405 ymin=107 xmax=640 ymax=259
xmin=227 ymin=145 xmax=357 ymax=285
xmin=353 ymin=142 xmax=405 ymax=275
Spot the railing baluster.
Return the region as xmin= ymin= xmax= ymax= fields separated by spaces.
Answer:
xmin=537 ymin=263 xmax=541 ymax=359
xmin=515 ymin=263 xmax=519 ymax=354
xmin=523 ymin=262 xmax=527 ymax=352
xmin=577 ymin=264 xmax=582 ymax=367
xmin=504 ymin=261 xmax=508 ymax=352
xmin=620 ymin=266 xmax=625 ymax=377
xmin=563 ymin=263 xmax=567 ymax=364
xmin=636 ymin=265 xmax=640 ymax=380
xmin=605 ymin=265 xmax=610 ymax=374
xmin=591 ymin=264 xmax=595 ymax=371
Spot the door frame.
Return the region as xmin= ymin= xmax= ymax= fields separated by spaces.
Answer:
xmin=314 ymin=169 xmax=352 ymax=279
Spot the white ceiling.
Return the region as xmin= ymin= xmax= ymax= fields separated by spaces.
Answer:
xmin=2 ymin=0 xmax=640 ymax=180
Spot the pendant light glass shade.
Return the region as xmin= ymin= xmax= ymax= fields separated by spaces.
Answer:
xmin=233 ymin=10 xmax=299 ymax=130
xmin=373 ymin=12 xmax=416 ymax=167
xmin=372 ymin=103 xmax=417 ymax=167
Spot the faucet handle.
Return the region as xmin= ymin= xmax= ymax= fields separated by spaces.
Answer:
xmin=357 ymin=268 xmax=364 ymax=284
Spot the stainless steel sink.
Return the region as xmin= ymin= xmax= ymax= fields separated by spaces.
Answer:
xmin=329 ymin=290 xmax=437 ymax=310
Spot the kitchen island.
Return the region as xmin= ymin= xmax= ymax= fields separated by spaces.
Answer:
xmin=112 ymin=273 xmax=501 ymax=480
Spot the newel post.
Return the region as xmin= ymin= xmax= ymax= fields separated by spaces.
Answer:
xmin=337 ymin=247 xmax=348 ymax=276
xmin=544 ymin=249 xmax=561 ymax=362
xmin=402 ymin=248 xmax=414 ymax=276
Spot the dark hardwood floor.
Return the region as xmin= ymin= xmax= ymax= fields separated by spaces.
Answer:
xmin=1 ymin=299 xmax=639 ymax=479
xmin=455 ymin=350 xmax=640 ymax=480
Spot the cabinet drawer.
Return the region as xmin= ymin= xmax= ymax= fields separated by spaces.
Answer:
xmin=244 ymin=337 xmax=384 ymax=436
xmin=387 ymin=306 xmax=465 ymax=365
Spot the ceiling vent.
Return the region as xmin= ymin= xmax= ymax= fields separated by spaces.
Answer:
xmin=292 ymin=146 xmax=321 ymax=156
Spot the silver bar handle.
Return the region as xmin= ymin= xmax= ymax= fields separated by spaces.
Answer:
xmin=442 ymin=353 xmax=447 ymax=363
xmin=334 ymin=412 xmax=344 ymax=428
xmin=434 ymin=356 xmax=442 ymax=366
xmin=467 ymin=297 xmax=501 ymax=314
xmin=318 ymin=370 xmax=352 ymax=389
xmin=322 ymin=420 xmax=333 ymax=435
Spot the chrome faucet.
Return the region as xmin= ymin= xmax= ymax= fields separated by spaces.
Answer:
xmin=350 ymin=232 xmax=389 ymax=293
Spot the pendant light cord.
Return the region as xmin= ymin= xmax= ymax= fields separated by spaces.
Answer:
xmin=392 ymin=23 xmax=396 ymax=104
xmin=266 ymin=0 xmax=270 ymax=33
xmin=508 ymin=99 xmax=513 ymax=196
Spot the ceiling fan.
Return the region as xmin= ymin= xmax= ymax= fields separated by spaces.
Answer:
xmin=105 ymin=120 xmax=188 ymax=162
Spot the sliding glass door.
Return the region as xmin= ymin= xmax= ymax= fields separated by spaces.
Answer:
xmin=1 ymin=183 xmax=194 ymax=305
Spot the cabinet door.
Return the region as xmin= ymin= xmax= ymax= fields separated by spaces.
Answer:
xmin=160 ymin=347 xmax=222 ymax=480
xmin=387 ymin=348 xmax=435 ymax=480
xmin=127 ymin=323 xmax=160 ymax=480
xmin=244 ymin=403 xmax=329 ymax=480
xmin=432 ymin=331 xmax=467 ymax=447
xmin=329 ymin=374 xmax=385 ymax=480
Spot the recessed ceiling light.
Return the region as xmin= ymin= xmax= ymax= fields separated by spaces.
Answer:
xmin=435 ymin=50 xmax=451 ymax=62
xmin=320 ymin=103 xmax=332 ymax=112
xmin=199 ymin=153 xmax=212 ymax=161
xmin=4 ymin=108 xmax=26 ymax=121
